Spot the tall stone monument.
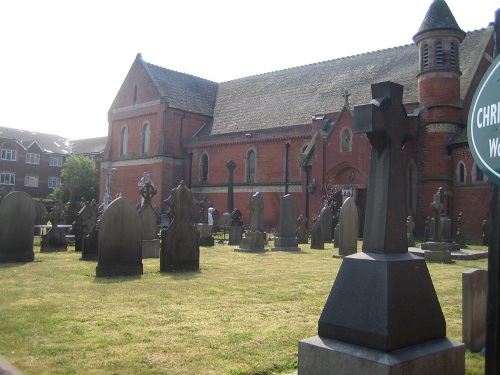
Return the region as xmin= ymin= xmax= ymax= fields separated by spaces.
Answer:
xmin=138 ymin=181 xmax=160 ymax=258
xmin=235 ymin=192 xmax=265 ymax=252
xmin=338 ymin=196 xmax=357 ymax=257
xmin=0 ymin=191 xmax=36 ymax=263
xmin=160 ymin=181 xmax=200 ymax=271
xmin=299 ymin=82 xmax=464 ymax=373
xmin=271 ymin=194 xmax=300 ymax=251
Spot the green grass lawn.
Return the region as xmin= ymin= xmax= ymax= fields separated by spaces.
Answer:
xmin=0 ymin=242 xmax=488 ymax=375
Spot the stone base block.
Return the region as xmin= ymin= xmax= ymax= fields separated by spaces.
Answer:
xmin=235 ymin=231 xmax=266 ymax=253
xmin=298 ymin=336 xmax=464 ymax=375
xmin=424 ymin=250 xmax=452 ymax=263
xmin=421 ymin=242 xmax=460 ymax=251
xmin=271 ymin=246 xmax=300 ymax=251
xmin=142 ymin=239 xmax=160 ymax=258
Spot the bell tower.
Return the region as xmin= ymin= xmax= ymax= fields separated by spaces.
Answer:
xmin=412 ymin=0 xmax=466 ymax=231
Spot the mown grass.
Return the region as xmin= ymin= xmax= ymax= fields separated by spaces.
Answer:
xmin=0 ymin=241 xmax=487 ymax=374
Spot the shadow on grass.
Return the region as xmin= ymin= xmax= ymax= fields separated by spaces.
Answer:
xmin=159 ymin=269 xmax=201 ymax=280
xmin=92 ymin=274 xmax=143 ymax=283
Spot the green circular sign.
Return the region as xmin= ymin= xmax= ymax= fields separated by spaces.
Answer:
xmin=468 ymin=54 xmax=500 ymax=185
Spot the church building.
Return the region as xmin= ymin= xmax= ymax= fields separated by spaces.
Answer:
xmin=101 ymin=0 xmax=496 ymax=240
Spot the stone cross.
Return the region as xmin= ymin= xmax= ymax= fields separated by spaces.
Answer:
xmin=353 ymin=81 xmax=417 ymax=253
xmin=247 ymin=192 xmax=264 ymax=232
xmin=140 ymin=181 xmax=157 ymax=204
xmin=197 ymin=195 xmax=213 ymax=224
xmin=430 ymin=187 xmax=444 ymax=242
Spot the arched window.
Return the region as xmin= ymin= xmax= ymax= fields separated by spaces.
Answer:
xmin=407 ymin=161 xmax=417 ymax=215
xmin=201 ymin=153 xmax=209 ymax=183
xmin=456 ymin=161 xmax=466 ymax=184
xmin=473 ymin=163 xmax=485 ymax=184
xmin=341 ymin=128 xmax=352 ymax=152
xmin=120 ymin=126 xmax=128 ymax=157
xmin=422 ymin=44 xmax=429 ymax=70
xmin=142 ymin=122 xmax=151 ymax=155
xmin=247 ymin=149 xmax=256 ymax=183
xmin=450 ymin=42 xmax=457 ymax=68
xmin=435 ymin=41 xmax=444 ymax=67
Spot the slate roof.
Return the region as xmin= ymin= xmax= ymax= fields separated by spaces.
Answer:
xmin=0 ymin=126 xmax=107 ymax=155
xmin=70 ymin=136 xmax=107 ymax=154
xmin=0 ymin=126 xmax=71 ymax=154
xmin=208 ymin=27 xmax=492 ymax=136
xmin=142 ymin=58 xmax=218 ymax=117
xmin=414 ymin=0 xmax=465 ymax=39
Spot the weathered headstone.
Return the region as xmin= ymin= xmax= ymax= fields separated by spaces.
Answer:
xmin=41 ymin=203 xmax=68 ymax=252
xmin=138 ymin=182 xmax=160 ymax=258
xmin=421 ymin=188 xmax=460 ymax=252
xmin=319 ymin=204 xmax=333 ymax=241
xmin=462 ymin=269 xmax=487 ymax=353
xmin=407 ymin=215 xmax=416 ymax=247
xmin=96 ymin=197 xmax=143 ymax=277
xmin=482 ymin=219 xmax=488 ymax=246
xmin=0 ymin=191 xmax=36 ymax=263
xmin=310 ymin=220 xmax=324 ymax=250
xmin=297 ymin=212 xmax=308 ymax=244
xmin=235 ymin=192 xmax=266 ymax=252
xmin=338 ymin=197 xmax=357 ymax=257
xmin=333 ymin=222 xmax=340 ymax=248
xmin=272 ymin=194 xmax=300 ymax=251
xmin=74 ymin=199 xmax=98 ymax=252
xmin=300 ymin=82 xmax=463 ymax=374
xmin=197 ymin=195 xmax=214 ymax=246
xmin=160 ymin=181 xmax=200 ymax=271
xmin=228 ymin=208 xmax=243 ymax=245
xmin=81 ymin=224 xmax=99 ymax=260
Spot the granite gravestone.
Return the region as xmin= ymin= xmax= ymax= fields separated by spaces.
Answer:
xmin=138 ymin=182 xmax=160 ymax=258
xmin=160 ymin=181 xmax=200 ymax=272
xmin=0 ymin=191 xmax=36 ymax=263
xmin=297 ymin=212 xmax=308 ymax=244
xmin=319 ymin=204 xmax=333 ymax=241
xmin=272 ymin=194 xmax=300 ymax=251
xmin=338 ymin=197 xmax=357 ymax=257
xmin=96 ymin=197 xmax=143 ymax=277
xmin=197 ymin=196 xmax=214 ymax=246
xmin=41 ymin=203 xmax=68 ymax=252
xmin=310 ymin=220 xmax=324 ymax=250
xmin=235 ymin=192 xmax=265 ymax=252
xmin=74 ymin=199 xmax=98 ymax=252
xmin=462 ymin=269 xmax=487 ymax=353
xmin=228 ymin=208 xmax=243 ymax=245
xmin=300 ymin=82 xmax=464 ymax=374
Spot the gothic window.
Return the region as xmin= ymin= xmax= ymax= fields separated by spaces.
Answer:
xmin=141 ymin=122 xmax=151 ymax=155
xmin=450 ymin=42 xmax=457 ymax=68
xmin=473 ymin=163 xmax=486 ymax=184
xmin=436 ymin=41 xmax=444 ymax=67
xmin=120 ymin=126 xmax=128 ymax=157
xmin=201 ymin=153 xmax=209 ymax=183
xmin=457 ymin=161 xmax=466 ymax=184
xmin=422 ymin=44 xmax=429 ymax=70
xmin=246 ymin=149 xmax=256 ymax=183
xmin=341 ymin=128 xmax=352 ymax=152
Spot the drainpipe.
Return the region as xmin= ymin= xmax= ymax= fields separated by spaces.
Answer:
xmin=285 ymin=141 xmax=290 ymax=195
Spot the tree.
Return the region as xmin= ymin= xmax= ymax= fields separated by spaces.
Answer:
xmin=51 ymin=155 xmax=99 ymax=203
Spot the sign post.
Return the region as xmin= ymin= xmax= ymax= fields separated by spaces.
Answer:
xmin=468 ymin=52 xmax=500 ymax=374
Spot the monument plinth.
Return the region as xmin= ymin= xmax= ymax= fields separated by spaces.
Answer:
xmin=298 ymin=82 xmax=464 ymax=373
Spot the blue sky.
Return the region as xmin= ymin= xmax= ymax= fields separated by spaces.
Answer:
xmin=0 ymin=0 xmax=496 ymax=140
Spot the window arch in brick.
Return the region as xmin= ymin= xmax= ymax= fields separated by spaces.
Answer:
xmin=422 ymin=44 xmax=429 ymax=70
xmin=435 ymin=41 xmax=444 ymax=67
xmin=246 ymin=147 xmax=257 ymax=183
xmin=200 ymin=153 xmax=209 ymax=183
xmin=450 ymin=42 xmax=457 ymax=68
xmin=141 ymin=122 xmax=151 ymax=155
xmin=472 ymin=163 xmax=486 ymax=184
xmin=120 ymin=125 xmax=128 ymax=157
xmin=340 ymin=127 xmax=352 ymax=152
xmin=456 ymin=161 xmax=466 ymax=184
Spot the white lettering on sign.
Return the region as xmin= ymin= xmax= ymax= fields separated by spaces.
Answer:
xmin=490 ymin=137 xmax=500 ymax=157
xmin=477 ymin=102 xmax=500 ymax=128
